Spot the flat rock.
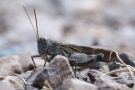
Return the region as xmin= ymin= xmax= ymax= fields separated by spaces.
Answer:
xmin=0 ymin=81 xmax=15 ymax=90
xmin=2 ymin=76 xmax=25 ymax=90
xmin=19 ymin=49 xmax=47 ymax=72
xmin=88 ymin=69 xmax=112 ymax=83
xmin=19 ymin=49 xmax=35 ymax=72
xmin=62 ymin=79 xmax=98 ymax=90
xmin=25 ymin=86 xmax=39 ymax=90
xmin=89 ymin=69 xmax=134 ymax=88
xmin=94 ymin=79 xmax=132 ymax=90
xmin=0 ymin=55 xmax=23 ymax=76
xmin=115 ymin=72 xmax=134 ymax=87
xmin=119 ymin=52 xmax=135 ymax=67
xmin=21 ymin=71 xmax=32 ymax=80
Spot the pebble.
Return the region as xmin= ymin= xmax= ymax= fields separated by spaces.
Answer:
xmin=25 ymin=55 xmax=75 ymax=90
xmin=19 ymin=49 xmax=46 ymax=72
xmin=115 ymin=72 xmax=134 ymax=87
xmin=94 ymin=79 xmax=132 ymax=90
xmin=109 ymin=52 xmax=135 ymax=71
xmin=0 ymin=81 xmax=15 ymax=90
xmin=2 ymin=76 xmax=25 ymax=90
xmin=62 ymin=79 xmax=98 ymax=90
xmin=0 ymin=55 xmax=23 ymax=76
xmin=88 ymin=69 xmax=112 ymax=83
xmin=46 ymin=55 xmax=75 ymax=90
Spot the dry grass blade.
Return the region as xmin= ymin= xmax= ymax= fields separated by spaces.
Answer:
xmin=101 ymin=67 xmax=128 ymax=79
xmin=113 ymin=50 xmax=135 ymax=89
xmin=101 ymin=50 xmax=135 ymax=89
xmin=44 ymin=80 xmax=53 ymax=90
xmin=12 ymin=73 xmax=26 ymax=87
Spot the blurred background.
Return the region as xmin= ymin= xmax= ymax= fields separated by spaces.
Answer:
xmin=0 ymin=0 xmax=135 ymax=56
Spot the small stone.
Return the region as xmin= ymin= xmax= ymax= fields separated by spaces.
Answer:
xmin=2 ymin=76 xmax=25 ymax=90
xmin=94 ymin=79 xmax=132 ymax=90
xmin=88 ymin=69 xmax=112 ymax=82
xmin=19 ymin=49 xmax=46 ymax=72
xmin=33 ymin=69 xmax=49 ymax=89
xmin=25 ymin=55 xmax=74 ymax=90
xmin=108 ymin=62 xmax=119 ymax=71
xmin=19 ymin=49 xmax=35 ymax=72
xmin=115 ymin=72 xmax=134 ymax=87
xmin=109 ymin=52 xmax=135 ymax=71
xmin=47 ymin=55 xmax=75 ymax=90
xmin=21 ymin=71 xmax=32 ymax=80
xmin=116 ymin=79 xmax=133 ymax=88
xmin=25 ymin=67 xmax=50 ymax=90
xmin=62 ymin=79 xmax=98 ymax=90
xmin=26 ymin=67 xmax=44 ymax=86
xmin=25 ymin=86 xmax=39 ymax=90
xmin=0 ymin=55 xmax=23 ymax=76
xmin=119 ymin=52 xmax=135 ymax=67
xmin=0 ymin=81 xmax=15 ymax=90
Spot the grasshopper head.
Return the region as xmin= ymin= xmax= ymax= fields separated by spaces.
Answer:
xmin=23 ymin=6 xmax=48 ymax=57
xmin=37 ymin=37 xmax=49 ymax=56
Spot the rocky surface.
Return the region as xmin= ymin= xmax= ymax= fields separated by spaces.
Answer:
xmin=62 ymin=79 xmax=98 ymax=90
xmin=2 ymin=76 xmax=25 ymax=90
xmin=88 ymin=69 xmax=112 ymax=83
xmin=19 ymin=49 xmax=46 ymax=72
xmin=109 ymin=52 xmax=135 ymax=71
xmin=25 ymin=55 xmax=74 ymax=90
xmin=0 ymin=81 xmax=15 ymax=90
xmin=0 ymin=55 xmax=23 ymax=76
xmin=94 ymin=79 xmax=132 ymax=90
xmin=0 ymin=55 xmax=134 ymax=90
xmin=0 ymin=0 xmax=135 ymax=90
xmin=115 ymin=72 xmax=134 ymax=87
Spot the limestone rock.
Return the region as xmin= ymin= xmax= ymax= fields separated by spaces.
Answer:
xmin=94 ymin=79 xmax=132 ymax=90
xmin=33 ymin=69 xmax=49 ymax=89
xmin=21 ymin=71 xmax=32 ymax=80
xmin=0 ymin=81 xmax=15 ymax=90
xmin=88 ymin=69 xmax=112 ymax=83
xmin=109 ymin=52 xmax=135 ymax=71
xmin=33 ymin=55 xmax=74 ymax=90
xmin=2 ymin=76 xmax=25 ymax=90
xmin=46 ymin=55 xmax=75 ymax=90
xmin=0 ymin=55 xmax=23 ymax=76
xmin=115 ymin=72 xmax=134 ymax=87
xmin=26 ymin=67 xmax=44 ymax=87
xmin=25 ymin=86 xmax=39 ymax=90
xmin=62 ymin=79 xmax=98 ymax=90
xmin=19 ymin=49 xmax=47 ymax=72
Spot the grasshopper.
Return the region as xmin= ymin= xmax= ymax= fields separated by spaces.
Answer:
xmin=23 ymin=6 xmax=128 ymax=72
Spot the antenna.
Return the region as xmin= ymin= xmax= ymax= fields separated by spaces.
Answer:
xmin=34 ymin=9 xmax=39 ymax=39
xmin=23 ymin=6 xmax=38 ymax=39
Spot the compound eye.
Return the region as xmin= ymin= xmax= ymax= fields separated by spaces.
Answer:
xmin=39 ymin=37 xmax=44 ymax=40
